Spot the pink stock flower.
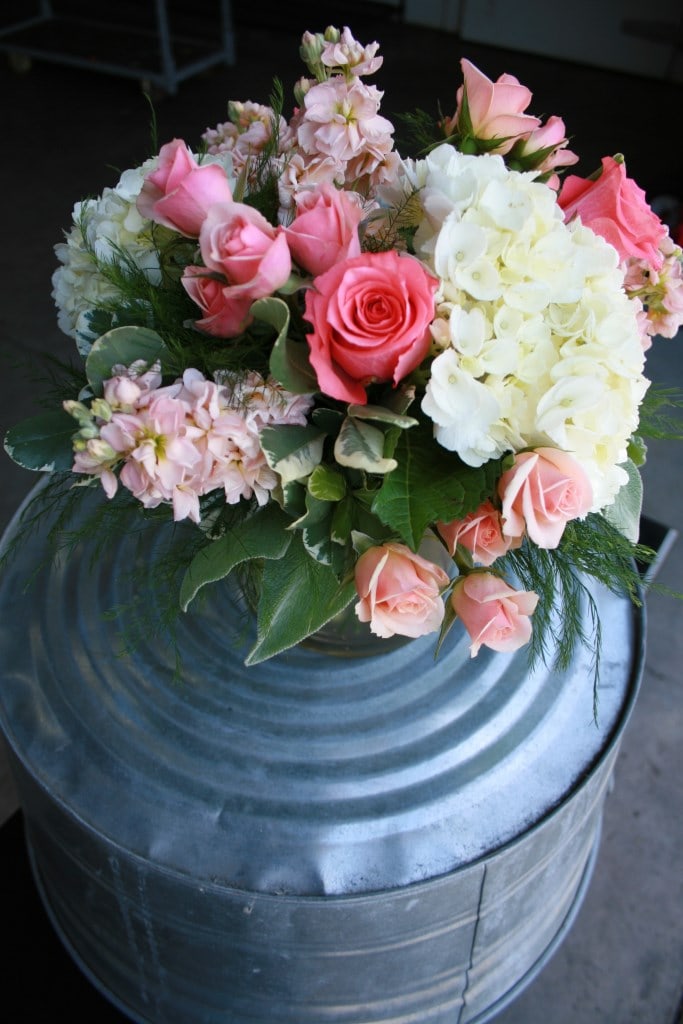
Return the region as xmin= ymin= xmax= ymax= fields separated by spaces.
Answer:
xmin=182 ymin=202 xmax=292 ymax=337
xmin=449 ymin=59 xmax=541 ymax=155
xmin=437 ymin=501 xmax=515 ymax=566
xmin=320 ymin=27 xmax=383 ymax=77
xmin=304 ymin=250 xmax=437 ymax=404
xmin=354 ymin=542 xmax=450 ymax=639
xmin=451 ymin=573 xmax=538 ymax=657
xmin=285 ymin=184 xmax=362 ymax=276
xmin=297 ymin=78 xmax=395 ymax=185
xmin=558 ymin=156 xmax=667 ymax=269
xmin=623 ymin=235 xmax=683 ymax=344
xmin=137 ymin=139 xmax=233 ymax=237
xmin=498 ymin=448 xmax=593 ymax=549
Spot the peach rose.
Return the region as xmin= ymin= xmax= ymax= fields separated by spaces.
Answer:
xmin=558 ymin=156 xmax=666 ymax=269
xmin=137 ymin=139 xmax=233 ymax=237
xmin=285 ymin=184 xmax=362 ymax=276
xmin=447 ymin=59 xmax=541 ymax=155
xmin=354 ymin=542 xmax=450 ymax=639
xmin=304 ymin=250 xmax=437 ymax=404
xmin=498 ymin=448 xmax=593 ymax=549
xmin=451 ymin=573 xmax=538 ymax=657
xmin=437 ymin=500 xmax=515 ymax=566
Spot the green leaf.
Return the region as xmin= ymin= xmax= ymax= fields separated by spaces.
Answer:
xmin=179 ymin=504 xmax=292 ymax=611
xmin=85 ymin=326 xmax=169 ymax=395
xmin=4 ymin=410 xmax=77 ymax=472
xmin=253 ymin=296 xmax=317 ymax=394
xmin=246 ymin=534 xmax=355 ymax=664
xmin=331 ymin=496 xmax=354 ymax=544
xmin=334 ymin=416 xmax=398 ymax=474
xmin=347 ymin=404 xmax=419 ymax=430
xmin=308 ymin=464 xmax=347 ymax=502
xmin=372 ymin=425 xmax=501 ymax=548
xmin=289 ymin=492 xmax=348 ymax=570
xmin=603 ymin=460 xmax=643 ymax=543
xmin=260 ymin=423 xmax=326 ymax=486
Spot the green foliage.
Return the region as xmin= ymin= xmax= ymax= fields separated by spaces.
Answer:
xmin=637 ymin=386 xmax=683 ymax=440
xmin=372 ymin=423 xmax=503 ymax=549
xmin=85 ymin=326 xmax=170 ymax=395
xmin=246 ymin=532 xmax=355 ymax=664
xmin=4 ymin=410 xmax=77 ymax=472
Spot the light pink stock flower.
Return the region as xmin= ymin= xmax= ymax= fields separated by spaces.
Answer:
xmin=623 ymin=235 xmax=683 ymax=345
xmin=285 ymin=183 xmax=362 ymax=275
xmin=182 ymin=202 xmax=292 ymax=337
xmin=202 ymin=102 xmax=295 ymax=176
xmin=559 ymin=156 xmax=667 ymax=269
xmin=304 ymin=250 xmax=438 ymax=404
xmin=437 ymin=501 xmax=515 ymax=566
xmin=498 ymin=448 xmax=593 ymax=549
xmin=451 ymin=573 xmax=538 ymax=657
xmin=321 ymin=27 xmax=383 ymax=77
xmin=297 ymin=77 xmax=395 ymax=187
xmin=354 ymin=542 xmax=450 ymax=639
xmin=72 ymin=368 xmax=312 ymax=523
xmin=137 ymin=139 xmax=233 ymax=237
xmin=448 ymin=59 xmax=541 ymax=154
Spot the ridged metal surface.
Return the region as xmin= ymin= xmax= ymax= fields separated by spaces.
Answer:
xmin=0 ymin=486 xmax=644 ymax=1023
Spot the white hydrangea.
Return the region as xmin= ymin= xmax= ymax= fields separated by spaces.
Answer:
xmin=413 ymin=145 xmax=647 ymax=511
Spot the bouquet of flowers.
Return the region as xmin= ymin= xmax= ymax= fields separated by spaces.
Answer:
xmin=6 ymin=26 xmax=683 ymax=667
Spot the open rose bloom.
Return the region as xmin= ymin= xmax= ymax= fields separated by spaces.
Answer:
xmin=7 ymin=24 xmax=678 ymax=668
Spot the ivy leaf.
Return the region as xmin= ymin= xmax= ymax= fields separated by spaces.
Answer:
xmin=252 ymin=296 xmax=317 ymax=394
xmin=4 ymin=410 xmax=77 ymax=472
xmin=308 ymin=464 xmax=347 ymax=502
xmin=85 ymin=326 xmax=169 ymax=395
xmin=372 ymin=425 xmax=501 ymax=548
xmin=347 ymin=404 xmax=419 ymax=429
xmin=179 ymin=504 xmax=292 ymax=611
xmin=289 ymin=492 xmax=348 ymax=570
xmin=260 ymin=423 xmax=326 ymax=486
xmin=246 ymin=534 xmax=355 ymax=664
xmin=334 ymin=416 xmax=397 ymax=474
xmin=603 ymin=459 xmax=643 ymax=543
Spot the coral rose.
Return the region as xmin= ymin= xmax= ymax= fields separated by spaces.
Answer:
xmin=558 ymin=156 xmax=666 ymax=269
xmin=498 ymin=448 xmax=593 ymax=549
xmin=354 ymin=542 xmax=450 ymax=639
xmin=437 ymin=501 xmax=515 ymax=566
xmin=304 ymin=250 xmax=438 ymax=404
xmin=451 ymin=573 xmax=538 ymax=656
xmin=137 ymin=139 xmax=233 ymax=237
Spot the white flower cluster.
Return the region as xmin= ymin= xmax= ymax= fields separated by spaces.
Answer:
xmin=51 ymin=160 xmax=161 ymax=353
xmin=411 ymin=145 xmax=648 ymax=511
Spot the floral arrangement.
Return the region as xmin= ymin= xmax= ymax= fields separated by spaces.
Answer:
xmin=6 ymin=26 xmax=683 ymax=668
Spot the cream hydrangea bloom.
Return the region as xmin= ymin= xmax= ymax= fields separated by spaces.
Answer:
xmin=411 ymin=145 xmax=647 ymax=511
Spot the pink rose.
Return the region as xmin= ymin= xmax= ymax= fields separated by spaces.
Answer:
xmin=284 ymin=184 xmax=362 ymax=276
xmin=498 ymin=448 xmax=593 ymax=549
xmin=181 ymin=268 xmax=255 ymax=338
xmin=304 ymin=250 xmax=437 ymax=404
xmin=451 ymin=573 xmax=538 ymax=657
xmin=354 ymin=542 xmax=450 ymax=639
xmin=448 ymin=59 xmax=541 ymax=155
xmin=437 ymin=501 xmax=515 ymax=566
xmin=182 ymin=202 xmax=292 ymax=337
xmin=137 ymin=139 xmax=233 ymax=237
xmin=510 ymin=115 xmax=579 ymax=188
xmin=558 ymin=156 xmax=666 ymax=269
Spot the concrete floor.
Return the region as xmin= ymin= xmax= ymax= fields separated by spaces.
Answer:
xmin=0 ymin=4 xmax=681 ymax=1022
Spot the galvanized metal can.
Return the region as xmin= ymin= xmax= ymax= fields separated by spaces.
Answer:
xmin=0 ymin=487 xmax=643 ymax=1023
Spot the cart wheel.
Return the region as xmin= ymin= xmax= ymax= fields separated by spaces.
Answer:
xmin=8 ymin=52 xmax=32 ymax=74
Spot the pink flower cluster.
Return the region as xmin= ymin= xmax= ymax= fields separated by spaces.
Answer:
xmin=355 ymin=448 xmax=592 ymax=656
xmin=68 ymin=365 xmax=312 ymax=524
